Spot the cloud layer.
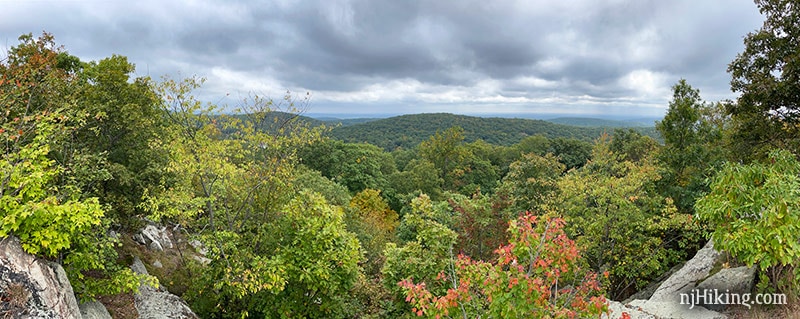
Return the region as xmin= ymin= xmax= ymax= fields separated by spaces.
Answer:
xmin=1 ymin=0 xmax=763 ymax=117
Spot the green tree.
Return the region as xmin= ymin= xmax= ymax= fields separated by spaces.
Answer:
xmin=498 ymin=153 xmax=564 ymax=213
xmin=0 ymin=32 xmax=148 ymax=299
xmin=187 ymin=191 xmax=362 ymax=318
xmin=656 ymin=80 xmax=722 ymax=214
xmin=418 ymin=126 xmax=469 ymax=189
xmin=389 ymin=159 xmax=444 ymax=202
xmin=382 ymin=194 xmax=458 ymax=313
xmin=459 ymin=140 xmax=502 ymax=194
xmin=695 ymin=150 xmax=800 ymax=293
xmin=144 ymin=77 xmax=366 ymax=318
xmin=348 ymin=189 xmax=399 ymax=275
xmin=610 ymin=129 xmax=658 ymax=163
xmin=514 ymin=134 xmax=551 ymax=157
xmin=68 ymin=55 xmax=167 ymax=223
xmin=553 ymin=137 xmax=700 ymax=299
xmin=298 ymin=139 xmax=396 ymax=193
xmin=294 ymin=166 xmax=352 ymax=206
xmin=727 ymin=0 xmax=800 ymax=158
xmin=548 ymin=137 xmax=592 ymax=170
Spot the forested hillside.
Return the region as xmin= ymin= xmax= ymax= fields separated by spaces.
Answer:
xmin=2 ymin=1 xmax=800 ymax=318
xmin=328 ymin=113 xmax=659 ymax=150
xmin=545 ymin=117 xmax=656 ymax=128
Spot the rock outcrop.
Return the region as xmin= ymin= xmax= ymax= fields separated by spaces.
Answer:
xmin=188 ymin=239 xmax=210 ymax=265
xmin=131 ymin=257 xmax=198 ymax=319
xmin=649 ymin=240 xmax=722 ymax=303
xmin=605 ymin=240 xmax=759 ymax=319
xmin=134 ymin=224 xmax=174 ymax=252
xmin=0 ymin=236 xmax=82 ymax=319
xmin=79 ymin=300 xmax=112 ymax=319
xmin=623 ymin=263 xmax=683 ymax=304
xmin=627 ymin=300 xmax=727 ymax=319
xmin=604 ymin=299 xmax=656 ymax=319
xmin=695 ymin=266 xmax=756 ymax=311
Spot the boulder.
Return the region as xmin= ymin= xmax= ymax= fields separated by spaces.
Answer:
xmin=80 ymin=300 xmax=113 ymax=319
xmin=131 ymin=257 xmax=198 ymax=319
xmin=628 ymin=300 xmax=726 ymax=319
xmin=140 ymin=224 xmax=173 ymax=252
xmin=611 ymin=240 xmax=730 ymax=318
xmin=0 ymin=236 xmax=82 ymax=319
xmin=649 ymin=240 xmax=722 ymax=303
xmin=603 ymin=299 xmax=656 ymax=319
xmin=131 ymin=256 xmax=149 ymax=276
xmin=695 ymin=266 xmax=756 ymax=311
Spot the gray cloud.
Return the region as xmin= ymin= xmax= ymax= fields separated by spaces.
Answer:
xmin=0 ymin=0 xmax=763 ymax=117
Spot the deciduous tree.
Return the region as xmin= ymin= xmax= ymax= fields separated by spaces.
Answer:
xmin=727 ymin=0 xmax=800 ymax=157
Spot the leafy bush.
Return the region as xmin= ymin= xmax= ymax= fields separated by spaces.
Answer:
xmin=399 ymin=213 xmax=608 ymax=318
xmin=696 ymin=149 xmax=800 ymax=292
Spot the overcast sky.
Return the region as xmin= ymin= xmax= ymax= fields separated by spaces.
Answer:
xmin=1 ymin=0 xmax=764 ymax=118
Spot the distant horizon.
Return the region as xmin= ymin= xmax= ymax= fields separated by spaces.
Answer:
xmin=302 ymin=111 xmax=664 ymax=122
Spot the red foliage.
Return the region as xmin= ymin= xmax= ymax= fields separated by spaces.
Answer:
xmin=399 ymin=212 xmax=609 ymax=318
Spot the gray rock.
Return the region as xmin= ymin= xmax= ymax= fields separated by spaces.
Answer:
xmin=131 ymin=256 xmax=149 ymax=276
xmin=148 ymin=241 xmax=164 ymax=252
xmin=141 ymin=224 xmax=173 ymax=251
xmin=604 ymin=299 xmax=656 ymax=319
xmin=133 ymin=233 xmax=147 ymax=246
xmin=192 ymin=255 xmax=211 ymax=265
xmin=80 ymin=300 xmax=112 ymax=319
xmin=188 ymin=239 xmax=208 ymax=256
xmin=629 ymin=300 xmax=727 ymax=319
xmin=649 ymin=240 xmax=722 ymax=303
xmin=152 ymin=260 xmax=163 ymax=268
xmin=695 ymin=266 xmax=756 ymax=311
xmin=0 ymin=236 xmax=82 ymax=319
xmin=131 ymin=257 xmax=198 ymax=319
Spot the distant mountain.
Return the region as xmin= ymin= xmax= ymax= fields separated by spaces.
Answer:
xmin=328 ymin=113 xmax=659 ymax=150
xmin=316 ymin=117 xmax=382 ymax=127
xmin=546 ymin=117 xmax=656 ymax=128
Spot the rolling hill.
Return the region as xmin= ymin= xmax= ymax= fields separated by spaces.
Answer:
xmin=545 ymin=117 xmax=657 ymax=128
xmin=328 ymin=113 xmax=659 ymax=150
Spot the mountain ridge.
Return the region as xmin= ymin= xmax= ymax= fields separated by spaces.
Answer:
xmin=325 ymin=113 xmax=659 ymax=150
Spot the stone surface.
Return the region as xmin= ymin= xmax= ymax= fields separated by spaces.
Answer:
xmin=629 ymin=300 xmax=727 ymax=319
xmin=133 ymin=233 xmax=147 ymax=246
xmin=0 ymin=236 xmax=82 ymax=319
xmin=191 ymin=255 xmax=211 ymax=265
xmin=140 ymin=224 xmax=173 ymax=252
xmin=131 ymin=256 xmax=149 ymax=276
xmin=148 ymin=241 xmax=164 ymax=252
xmin=695 ymin=266 xmax=756 ymax=311
xmin=131 ymin=257 xmax=198 ymax=319
xmin=80 ymin=300 xmax=113 ymax=319
xmin=188 ymin=240 xmax=208 ymax=256
xmin=152 ymin=259 xmax=163 ymax=268
xmin=604 ymin=299 xmax=656 ymax=319
xmin=649 ymin=240 xmax=722 ymax=303
xmin=624 ymin=263 xmax=684 ymax=304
